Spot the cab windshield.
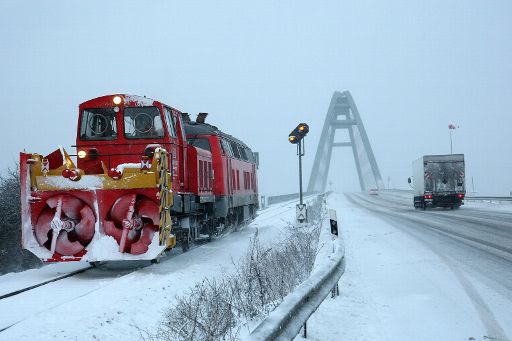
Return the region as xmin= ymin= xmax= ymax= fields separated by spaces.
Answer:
xmin=124 ymin=107 xmax=165 ymax=139
xmin=79 ymin=108 xmax=118 ymax=141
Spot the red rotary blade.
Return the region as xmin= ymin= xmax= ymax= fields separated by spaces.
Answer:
xmin=135 ymin=198 xmax=159 ymax=224
xmin=46 ymin=195 xmax=83 ymax=220
xmin=105 ymin=194 xmax=160 ymax=255
xmin=55 ymin=231 xmax=84 ymax=255
xmin=34 ymin=210 xmax=54 ymax=245
xmin=130 ymin=224 xmax=158 ymax=255
xmin=110 ymin=194 xmax=137 ymax=226
xmin=33 ymin=195 xmax=96 ymax=256
xmin=74 ymin=205 xmax=95 ymax=245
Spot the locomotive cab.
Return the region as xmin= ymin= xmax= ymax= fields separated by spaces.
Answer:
xmin=76 ymin=95 xmax=178 ymax=176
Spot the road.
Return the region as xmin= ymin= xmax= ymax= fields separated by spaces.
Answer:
xmin=346 ymin=191 xmax=512 ymax=340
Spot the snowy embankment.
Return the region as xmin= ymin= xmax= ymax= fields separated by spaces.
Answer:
xmin=248 ymin=201 xmax=343 ymax=340
xmin=295 ymin=192 xmax=512 ymax=341
xmin=0 ymin=197 xmax=312 ymax=340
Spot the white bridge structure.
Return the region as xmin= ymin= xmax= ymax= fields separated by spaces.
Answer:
xmin=308 ymin=91 xmax=384 ymax=192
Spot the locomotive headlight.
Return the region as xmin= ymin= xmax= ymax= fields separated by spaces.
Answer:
xmin=78 ymin=150 xmax=87 ymax=159
xmin=113 ymin=96 xmax=122 ymax=105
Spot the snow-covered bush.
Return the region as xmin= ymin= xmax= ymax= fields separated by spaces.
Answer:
xmin=0 ymin=165 xmax=41 ymax=274
xmin=157 ymin=278 xmax=239 ymax=341
xmin=153 ymin=195 xmax=326 ymax=341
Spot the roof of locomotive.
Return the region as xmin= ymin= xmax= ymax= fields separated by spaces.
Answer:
xmin=79 ymin=94 xmax=181 ymax=112
xmin=184 ymin=121 xmax=252 ymax=151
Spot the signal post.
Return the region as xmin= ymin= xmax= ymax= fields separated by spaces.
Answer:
xmin=288 ymin=123 xmax=309 ymax=223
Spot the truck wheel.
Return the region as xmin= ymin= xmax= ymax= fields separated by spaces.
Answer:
xmin=422 ymin=203 xmax=426 ymax=210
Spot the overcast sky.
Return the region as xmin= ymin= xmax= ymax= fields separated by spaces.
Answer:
xmin=1 ymin=0 xmax=511 ymax=196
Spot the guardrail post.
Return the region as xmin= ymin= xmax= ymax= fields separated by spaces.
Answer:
xmin=332 ymin=282 xmax=339 ymax=298
xmin=303 ymin=321 xmax=307 ymax=338
xmin=329 ymin=209 xmax=338 ymax=236
xmin=330 ymin=209 xmax=340 ymax=300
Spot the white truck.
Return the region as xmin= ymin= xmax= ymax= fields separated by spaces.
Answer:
xmin=409 ymin=154 xmax=465 ymax=210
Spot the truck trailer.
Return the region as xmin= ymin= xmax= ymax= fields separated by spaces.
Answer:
xmin=410 ymin=154 xmax=465 ymax=210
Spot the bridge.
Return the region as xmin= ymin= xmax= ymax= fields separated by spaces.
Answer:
xmin=308 ymin=91 xmax=384 ymax=193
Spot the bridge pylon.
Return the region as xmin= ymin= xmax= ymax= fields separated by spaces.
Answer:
xmin=307 ymin=91 xmax=384 ymax=192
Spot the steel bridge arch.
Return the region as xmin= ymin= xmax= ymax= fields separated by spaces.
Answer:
xmin=307 ymin=91 xmax=384 ymax=192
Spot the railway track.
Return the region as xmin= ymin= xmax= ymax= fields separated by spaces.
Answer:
xmin=0 ymin=266 xmax=93 ymax=302
xmin=0 ymin=202 xmax=283 ymax=306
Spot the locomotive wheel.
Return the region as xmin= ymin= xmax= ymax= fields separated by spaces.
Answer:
xmin=34 ymin=195 xmax=95 ymax=256
xmin=103 ymin=194 xmax=159 ymax=255
xmin=181 ymin=229 xmax=191 ymax=252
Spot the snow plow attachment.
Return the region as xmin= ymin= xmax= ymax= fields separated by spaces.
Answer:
xmin=20 ymin=147 xmax=175 ymax=262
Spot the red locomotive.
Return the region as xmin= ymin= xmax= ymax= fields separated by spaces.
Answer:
xmin=20 ymin=94 xmax=259 ymax=262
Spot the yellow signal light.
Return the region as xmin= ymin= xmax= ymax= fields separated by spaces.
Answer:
xmin=299 ymin=125 xmax=305 ymax=131
xmin=113 ymin=96 xmax=122 ymax=105
xmin=289 ymin=136 xmax=297 ymax=142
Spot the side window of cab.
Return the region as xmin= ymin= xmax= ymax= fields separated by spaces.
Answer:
xmin=176 ymin=111 xmax=187 ymax=143
xmin=164 ymin=107 xmax=177 ymax=138
xmin=221 ymin=139 xmax=233 ymax=157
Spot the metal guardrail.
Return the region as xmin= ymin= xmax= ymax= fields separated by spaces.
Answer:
xmin=266 ymin=191 xmax=326 ymax=206
xmin=267 ymin=193 xmax=300 ymax=205
xmin=379 ymin=190 xmax=512 ymax=202
xmin=465 ymin=196 xmax=512 ymax=201
xmin=247 ymin=236 xmax=345 ymax=341
xmin=267 ymin=192 xmax=311 ymax=205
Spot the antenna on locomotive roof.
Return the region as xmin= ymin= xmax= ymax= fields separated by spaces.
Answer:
xmin=181 ymin=113 xmax=191 ymax=122
xmin=196 ymin=112 xmax=208 ymax=124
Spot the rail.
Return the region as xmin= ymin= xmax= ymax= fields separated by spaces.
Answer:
xmin=0 ymin=266 xmax=92 ymax=301
xmin=247 ymin=235 xmax=345 ymax=340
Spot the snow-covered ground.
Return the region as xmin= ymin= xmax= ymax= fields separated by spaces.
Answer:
xmin=298 ymin=193 xmax=512 ymax=341
xmin=0 ymin=198 xmax=312 ymax=340
xmin=2 ymin=192 xmax=511 ymax=341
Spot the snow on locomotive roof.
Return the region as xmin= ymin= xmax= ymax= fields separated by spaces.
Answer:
xmin=80 ymin=94 xmax=156 ymax=107
xmin=184 ymin=121 xmax=252 ymax=151
xmin=123 ymin=95 xmax=155 ymax=107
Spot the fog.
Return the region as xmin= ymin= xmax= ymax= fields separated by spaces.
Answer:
xmin=1 ymin=0 xmax=511 ymax=196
